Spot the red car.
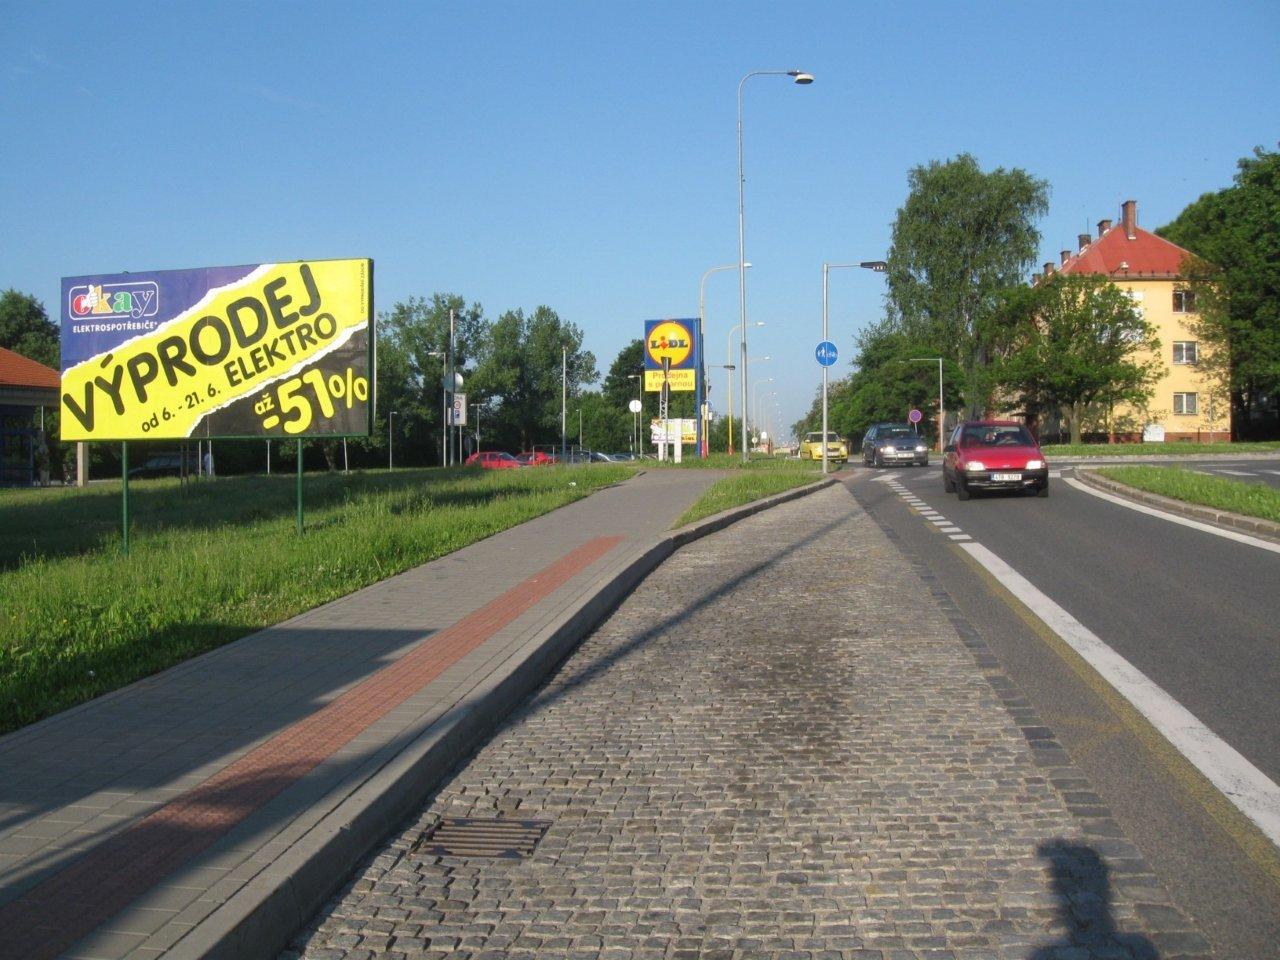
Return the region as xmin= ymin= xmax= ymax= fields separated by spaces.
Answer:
xmin=516 ymin=450 xmax=557 ymax=466
xmin=465 ymin=451 xmax=523 ymax=470
xmin=942 ymin=421 xmax=1049 ymax=499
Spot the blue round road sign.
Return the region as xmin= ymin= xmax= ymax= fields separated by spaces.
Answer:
xmin=815 ymin=340 xmax=838 ymax=366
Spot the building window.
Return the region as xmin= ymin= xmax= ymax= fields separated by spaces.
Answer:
xmin=1173 ymin=289 xmax=1196 ymax=313
xmin=1173 ymin=392 xmax=1198 ymax=415
xmin=1173 ymin=341 xmax=1199 ymax=365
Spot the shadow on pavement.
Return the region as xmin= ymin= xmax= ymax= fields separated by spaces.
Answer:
xmin=1030 ymin=840 xmax=1159 ymax=959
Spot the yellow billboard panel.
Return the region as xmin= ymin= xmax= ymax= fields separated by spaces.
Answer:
xmin=644 ymin=369 xmax=695 ymax=392
xmin=60 ymin=259 xmax=372 ymax=440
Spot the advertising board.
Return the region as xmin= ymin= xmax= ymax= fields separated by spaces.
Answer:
xmin=643 ymin=318 xmax=700 ymax=393
xmin=60 ymin=259 xmax=373 ymax=441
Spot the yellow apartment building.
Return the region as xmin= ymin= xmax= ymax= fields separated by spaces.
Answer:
xmin=1038 ymin=199 xmax=1229 ymax=442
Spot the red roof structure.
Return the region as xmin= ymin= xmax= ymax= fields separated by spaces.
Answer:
xmin=1039 ymin=200 xmax=1195 ymax=282
xmin=0 ymin=346 xmax=60 ymax=391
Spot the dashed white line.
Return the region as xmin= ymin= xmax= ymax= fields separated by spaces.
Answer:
xmin=1216 ymin=469 xmax=1258 ymax=477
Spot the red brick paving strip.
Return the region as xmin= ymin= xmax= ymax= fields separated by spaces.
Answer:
xmin=0 ymin=536 xmax=623 ymax=960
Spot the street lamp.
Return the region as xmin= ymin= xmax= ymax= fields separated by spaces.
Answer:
xmin=751 ymin=378 xmax=775 ymax=450
xmin=820 ymin=260 xmax=888 ymax=474
xmin=739 ymin=68 xmax=813 ymax=463
xmin=726 ymin=319 xmax=764 ymax=454
xmin=904 ymin=357 xmax=946 ymax=451
xmin=701 ymin=262 xmax=747 ymax=458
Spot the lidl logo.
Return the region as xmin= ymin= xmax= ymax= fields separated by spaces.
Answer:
xmin=646 ymin=320 xmax=693 ymax=368
xmin=68 ymin=281 xmax=159 ymax=320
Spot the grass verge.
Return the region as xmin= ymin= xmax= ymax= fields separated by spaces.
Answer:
xmin=0 ymin=465 xmax=631 ymax=734
xmin=673 ymin=462 xmax=823 ymax=527
xmin=1096 ymin=465 xmax=1280 ymax=524
xmin=1042 ymin=441 xmax=1280 ymax=458
xmin=644 ymin=452 xmax=817 ymax=471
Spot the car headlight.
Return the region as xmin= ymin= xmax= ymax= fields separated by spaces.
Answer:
xmin=915 ymin=445 xmax=927 ymax=453
xmin=966 ymin=461 xmax=986 ymax=472
xmin=883 ymin=445 xmax=896 ymax=453
xmin=1025 ymin=459 xmax=1044 ymax=470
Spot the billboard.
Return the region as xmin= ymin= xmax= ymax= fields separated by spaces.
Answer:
xmin=60 ymin=259 xmax=373 ymax=441
xmin=643 ymin=318 xmax=699 ymax=392
xmin=650 ymin=418 xmax=698 ymax=444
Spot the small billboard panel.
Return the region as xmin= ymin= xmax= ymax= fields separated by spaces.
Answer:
xmin=60 ymin=259 xmax=373 ymax=441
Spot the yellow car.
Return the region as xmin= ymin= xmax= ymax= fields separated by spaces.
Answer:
xmin=799 ymin=431 xmax=848 ymax=463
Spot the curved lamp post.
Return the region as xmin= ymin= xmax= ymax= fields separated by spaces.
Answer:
xmin=726 ymin=318 xmax=763 ymax=454
xmin=738 ymin=68 xmax=813 ymax=463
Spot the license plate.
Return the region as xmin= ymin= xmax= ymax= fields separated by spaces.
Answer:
xmin=991 ymin=472 xmax=1021 ymax=482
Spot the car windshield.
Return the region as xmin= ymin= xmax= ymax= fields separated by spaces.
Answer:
xmin=494 ymin=452 xmax=518 ymax=461
xmin=880 ymin=429 xmax=915 ymax=441
xmin=806 ymin=433 xmax=840 ymax=442
xmin=962 ymin=425 xmax=1035 ymax=447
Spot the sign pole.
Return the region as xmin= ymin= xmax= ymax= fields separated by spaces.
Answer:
xmin=121 ymin=441 xmax=130 ymax=555
xmin=296 ymin=441 xmax=304 ymax=535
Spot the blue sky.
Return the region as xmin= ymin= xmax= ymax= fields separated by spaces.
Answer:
xmin=4 ymin=1 xmax=1278 ymax=439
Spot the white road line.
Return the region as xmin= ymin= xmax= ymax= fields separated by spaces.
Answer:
xmin=1049 ymin=470 xmax=1062 ymax=479
xmin=960 ymin=540 xmax=1280 ymax=849
xmin=1216 ymin=469 xmax=1258 ymax=477
xmin=1066 ymin=477 xmax=1280 ymax=555
xmin=1265 ymin=471 xmax=1280 ymax=476
xmin=940 ymin=526 xmax=962 ymax=533
xmin=929 ymin=518 xmax=951 ymax=525
xmin=871 ymin=472 xmax=900 ymax=483
xmin=948 ymin=534 xmax=972 ymax=541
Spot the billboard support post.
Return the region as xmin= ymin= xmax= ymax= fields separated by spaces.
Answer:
xmin=121 ymin=441 xmax=130 ymax=555
xmin=296 ymin=441 xmax=304 ymax=535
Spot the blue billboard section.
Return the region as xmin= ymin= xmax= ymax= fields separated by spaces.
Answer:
xmin=60 ymin=264 xmax=259 ymax=368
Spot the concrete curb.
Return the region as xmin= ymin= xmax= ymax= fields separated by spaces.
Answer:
xmin=173 ymin=474 xmax=838 ymax=960
xmin=1074 ymin=467 xmax=1280 ymax=542
xmin=1051 ymin=450 xmax=1280 ymax=465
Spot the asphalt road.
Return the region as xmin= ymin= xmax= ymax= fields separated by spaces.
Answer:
xmin=846 ymin=461 xmax=1280 ymax=958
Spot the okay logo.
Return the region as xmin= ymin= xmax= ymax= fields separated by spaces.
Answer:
xmin=69 ymin=281 xmax=159 ymax=320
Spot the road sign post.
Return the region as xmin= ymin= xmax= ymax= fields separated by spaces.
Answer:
xmin=815 ymin=338 xmax=839 ymax=475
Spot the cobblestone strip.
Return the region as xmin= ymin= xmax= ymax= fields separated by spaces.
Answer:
xmin=287 ymin=484 xmax=1210 ymax=960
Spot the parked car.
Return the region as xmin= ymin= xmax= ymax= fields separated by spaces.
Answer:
xmin=127 ymin=452 xmax=198 ymax=479
xmin=465 ymin=451 xmax=523 ymax=470
xmin=942 ymin=421 xmax=1048 ymax=499
xmin=517 ymin=450 xmax=557 ymax=466
xmin=862 ymin=423 xmax=929 ymax=467
xmin=798 ymin=431 xmax=848 ymax=464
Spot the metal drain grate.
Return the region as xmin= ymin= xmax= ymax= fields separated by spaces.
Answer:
xmin=414 ymin=817 xmax=551 ymax=859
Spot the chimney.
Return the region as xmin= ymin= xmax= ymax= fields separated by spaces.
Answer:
xmin=1121 ymin=200 xmax=1137 ymax=239
xmin=1078 ymin=233 xmax=1091 ymax=251
xmin=1061 ymin=249 xmax=1071 ymax=266
xmin=1043 ymin=262 xmax=1055 ymax=277
xmin=1098 ymin=218 xmax=1112 ymax=236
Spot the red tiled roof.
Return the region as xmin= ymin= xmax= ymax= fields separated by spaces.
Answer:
xmin=0 ymin=346 xmax=60 ymax=390
xmin=1057 ymin=222 xmax=1194 ymax=279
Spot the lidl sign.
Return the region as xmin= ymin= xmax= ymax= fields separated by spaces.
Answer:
xmin=60 ymin=259 xmax=373 ymax=441
xmin=643 ymin=317 xmax=700 ymax=393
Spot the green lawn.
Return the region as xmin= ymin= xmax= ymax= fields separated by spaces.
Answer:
xmin=674 ymin=461 xmax=824 ymax=527
xmin=1096 ymin=465 xmax=1280 ymax=524
xmin=0 ymin=465 xmax=631 ymax=734
xmin=1041 ymin=441 xmax=1280 ymax=458
xmin=645 ymin=452 xmax=814 ymax=471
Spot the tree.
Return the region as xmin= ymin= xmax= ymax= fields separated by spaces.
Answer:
xmin=1158 ymin=146 xmax=1280 ymax=438
xmin=470 ymin=306 xmax=596 ymax=450
xmin=794 ymin=321 xmax=963 ymax=446
xmin=993 ymin=274 xmax=1160 ymax=444
xmin=0 ymin=290 xmax=59 ymax=368
xmin=370 ymin=294 xmax=487 ymax=465
xmin=885 ymin=155 xmax=1049 ymax=413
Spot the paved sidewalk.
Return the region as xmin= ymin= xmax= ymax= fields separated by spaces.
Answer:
xmin=291 ymin=480 xmax=1211 ymax=959
xmin=0 ymin=469 xmax=725 ymax=960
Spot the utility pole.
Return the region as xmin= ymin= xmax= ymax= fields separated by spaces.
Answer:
xmin=561 ymin=346 xmax=567 ymax=462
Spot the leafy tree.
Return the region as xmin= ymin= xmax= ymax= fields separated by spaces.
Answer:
xmin=992 ymin=274 xmax=1160 ymax=444
xmin=370 ymin=294 xmax=486 ymax=465
xmin=471 ymin=306 xmax=596 ymax=450
xmin=1158 ymin=146 xmax=1280 ymax=438
xmin=794 ymin=321 xmax=963 ymax=446
xmin=885 ymin=154 xmax=1049 ymax=413
xmin=0 ymin=290 xmax=59 ymax=369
